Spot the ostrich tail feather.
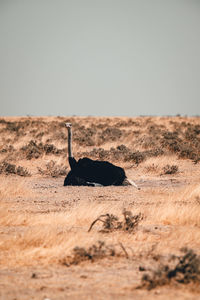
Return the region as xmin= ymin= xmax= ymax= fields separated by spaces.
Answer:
xmin=122 ymin=178 xmax=140 ymax=189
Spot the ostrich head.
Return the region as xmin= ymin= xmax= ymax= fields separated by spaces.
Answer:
xmin=65 ymin=122 xmax=72 ymax=129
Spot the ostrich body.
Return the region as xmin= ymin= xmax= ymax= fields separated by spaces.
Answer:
xmin=64 ymin=123 xmax=139 ymax=188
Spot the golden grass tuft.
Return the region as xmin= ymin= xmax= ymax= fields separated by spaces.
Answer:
xmin=143 ymin=184 xmax=200 ymax=226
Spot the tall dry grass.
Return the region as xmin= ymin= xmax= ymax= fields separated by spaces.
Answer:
xmin=0 ymin=184 xmax=200 ymax=267
xmin=144 ymin=185 xmax=200 ymax=226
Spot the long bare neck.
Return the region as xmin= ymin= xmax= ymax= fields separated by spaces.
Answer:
xmin=67 ymin=127 xmax=72 ymax=158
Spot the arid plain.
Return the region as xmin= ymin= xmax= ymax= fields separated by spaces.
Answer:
xmin=0 ymin=116 xmax=200 ymax=300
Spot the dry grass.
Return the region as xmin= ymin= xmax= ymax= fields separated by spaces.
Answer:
xmin=143 ymin=185 xmax=200 ymax=226
xmin=1 ymin=116 xmax=200 ymax=299
xmin=0 ymin=184 xmax=199 ymax=269
xmin=0 ymin=116 xmax=200 ymax=175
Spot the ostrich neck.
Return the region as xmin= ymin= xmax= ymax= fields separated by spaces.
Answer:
xmin=67 ymin=127 xmax=72 ymax=158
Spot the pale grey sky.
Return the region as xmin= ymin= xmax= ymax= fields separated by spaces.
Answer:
xmin=0 ymin=0 xmax=200 ymax=116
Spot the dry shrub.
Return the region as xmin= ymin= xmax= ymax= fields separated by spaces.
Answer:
xmin=80 ymin=145 xmax=163 ymax=165
xmin=145 ymin=163 xmax=158 ymax=173
xmin=135 ymin=121 xmax=200 ymax=163
xmin=88 ymin=210 xmax=143 ymax=233
xmin=161 ymin=128 xmax=200 ymax=163
xmin=73 ymin=124 xmax=124 ymax=146
xmin=3 ymin=121 xmax=27 ymax=135
xmin=38 ymin=160 xmax=68 ymax=177
xmin=124 ymin=149 xmax=146 ymax=165
xmin=139 ymin=248 xmax=200 ymax=290
xmin=1 ymin=117 xmax=200 ymax=168
xmin=0 ymin=161 xmax=30 ymax=176
xmin=115 ymin=119 xmax=139 ymax=128
xmin=98 ymin=127 xmax=123 ymax=144
xmin=162 ymin=164 xmax=178 ymax=175
xmin=21 ymin=140 xmax=64 ymax=159
xmin=73 ymin=126 xmax=96 ymax=146
xmin=0 ymin=145 xmax=15 ymax=153
xmin=62 ymin=241 xmax=116 ymax=266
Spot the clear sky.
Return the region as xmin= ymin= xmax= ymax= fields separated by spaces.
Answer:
xmin=0 ymin=0 xmax=200 ymax=116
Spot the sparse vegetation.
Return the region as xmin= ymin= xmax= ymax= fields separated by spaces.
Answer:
xmin=139 ymin=248 xmax=200 ymax=290
xmin=21 ymin=140 xmax=64 ymax=160
xmin=62 ymin=241 xmax=118 ymax=266
xmin=162 ymin=164 xmax=178 ymax=175
xmin=0 ymin=161 xmax=30 ymax=176
xmin=38 ymin=160 xmax=68 ymax=177
xmin=0 ymin=116 xmax=199 ymax=178
xmin=88 ymin=210 xmax=143 ymax=233
xmin=0 ymin=116 xmax=200 ymax=299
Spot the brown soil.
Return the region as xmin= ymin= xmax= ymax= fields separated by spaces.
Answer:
xmin=0 ymin=116 xmax=200 ymax=299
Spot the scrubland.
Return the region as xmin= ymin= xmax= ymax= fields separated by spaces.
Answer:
xmin=0 ymin=116 xmax=200 ymax=299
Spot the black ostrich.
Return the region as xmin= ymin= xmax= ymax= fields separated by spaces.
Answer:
xmin=64 ymin=123 xmax=139 ymax=188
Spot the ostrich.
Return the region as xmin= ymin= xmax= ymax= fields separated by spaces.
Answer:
xmin=64 ymin=123 xmax=139 ymax=188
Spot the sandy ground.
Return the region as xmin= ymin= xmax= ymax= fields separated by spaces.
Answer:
xmin=0 ymin=116 xmax=200 ymax=299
